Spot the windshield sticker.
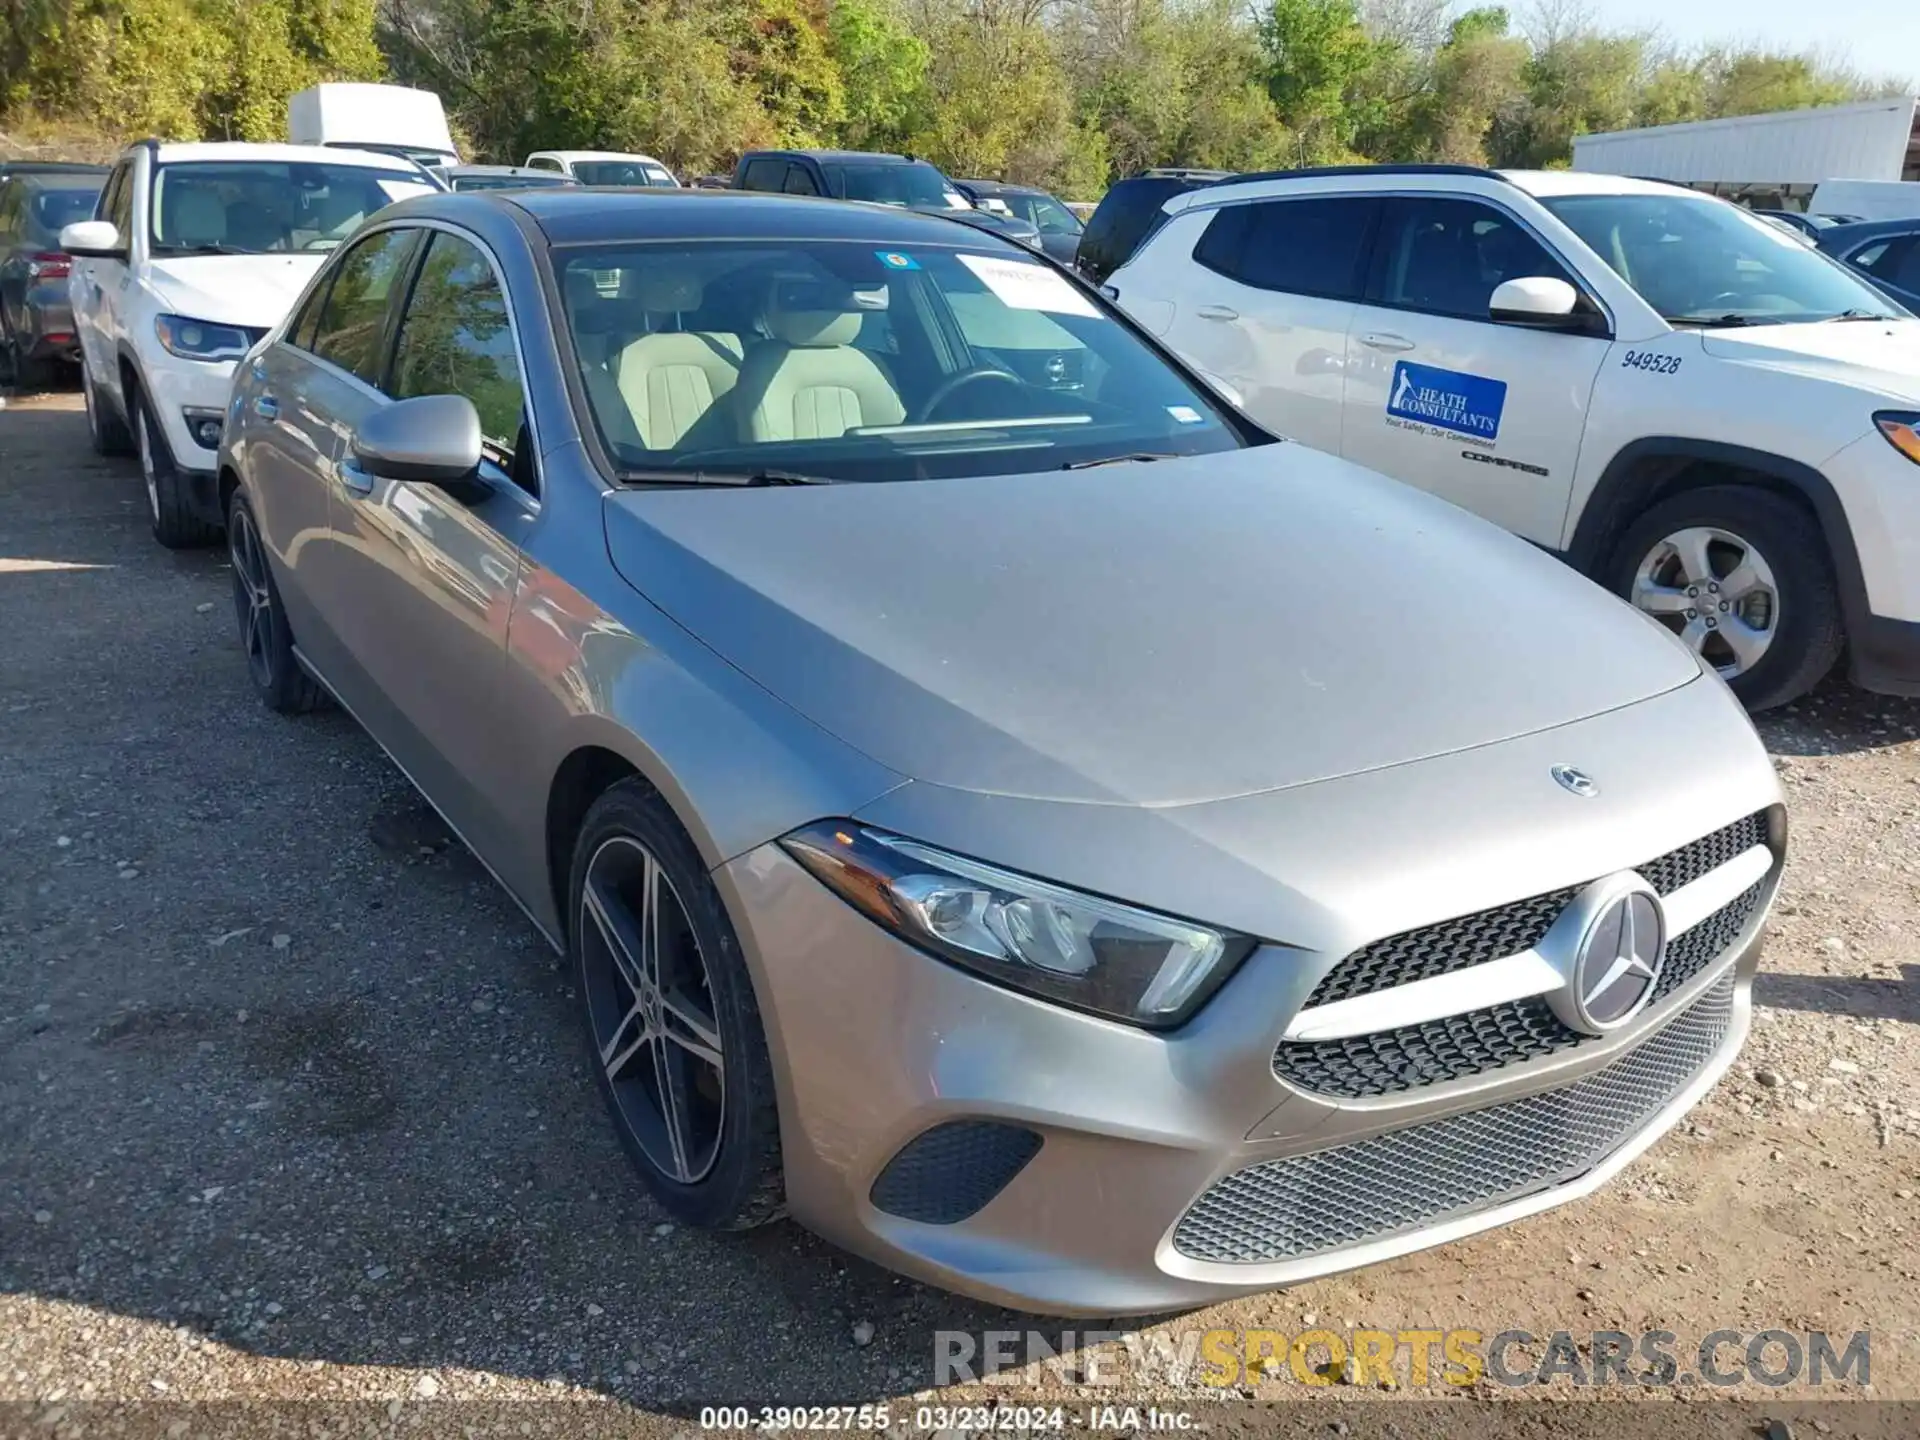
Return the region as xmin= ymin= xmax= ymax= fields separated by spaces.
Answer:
xmin=957 ymin=252 xmax=1099 ymax=317
xmin=1386 ymin=361 xmax=1506 ymax=441
xmin=875 ymin=250 xmax=920 ymax=270
xmin=1167 ymin=405 xmax=1205 ymax=425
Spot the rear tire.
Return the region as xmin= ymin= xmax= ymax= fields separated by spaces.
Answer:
xmin=569 ymin=780 xmax=785 ymax=1232
xmin=226 ymin=489 xmax=326 ymax=714
xmin=134 ymin=384 xmax=219 ymax=549
xmin=1607 ymin=484 xmax=1842 ymax=712
xmin=83 ymin=362 xmax=134 ymax=455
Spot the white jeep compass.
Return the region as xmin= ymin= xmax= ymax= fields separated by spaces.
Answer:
xmin=1107 ymin=165 xmax=1920 ymax=710
xmin=61 ymin=141 xmax=438 ymax=547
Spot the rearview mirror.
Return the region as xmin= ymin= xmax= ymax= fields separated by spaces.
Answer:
xmin=351 ymin=395 xmax=483 ymax=487
xmin=60 ymin=220 xmax=124 ymax=259
xmin=1489 ymin=276 xmax=1600 ymax=333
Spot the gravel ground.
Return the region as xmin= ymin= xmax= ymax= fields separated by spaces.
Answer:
xmin=1 ymin=386 xmax=1917 ymax=1436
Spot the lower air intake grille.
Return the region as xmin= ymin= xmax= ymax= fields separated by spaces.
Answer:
xmin=869 ymin=1120 xmax=1042 ymax=1224
xmin=1179 ymin=973 xmax=1735 ymax=1264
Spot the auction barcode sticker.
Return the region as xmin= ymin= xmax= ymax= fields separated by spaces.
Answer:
xmin=957 ymin=253 xmax=1099 ymax=317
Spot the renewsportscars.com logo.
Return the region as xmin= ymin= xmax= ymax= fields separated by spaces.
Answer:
xmin=1387 ymin=360 xmax=1507 ymax=440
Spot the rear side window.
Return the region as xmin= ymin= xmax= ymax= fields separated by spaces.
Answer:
xmin=739 ymin=158 xmax=785 ymax=191
xmin=782 ymin=164 xmax=820 ymax=196
xmin=1371 ymin=197 xmax=1573 ymax=320
xmin=309 ymin=226 xmax=420 ymax=386
xmin=1193 ymin=197 xmax=1377 ymax=300
xmin=1851 ymin=234 xmax=1920 ymax=289
xmin=1078 ymin=179 xmax=1196 ymax=284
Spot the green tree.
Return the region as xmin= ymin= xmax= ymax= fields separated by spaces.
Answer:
xmin=1258 ymin=0 xmax=1394 ymax=163
xmin=827 ymin=0 xmax=929 ymax=151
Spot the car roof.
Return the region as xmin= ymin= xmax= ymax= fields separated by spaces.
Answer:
xmin=421 ymin=188 xmax=1031 ymax=248
xmin=149 ymin=141 xmax=427 ymax=172
xmin=1821 ymin=217 xmax=1920 ymax=243
xmin=745 ymin=149 xmax=917 ymax=164
xmin=0 ymin=160 xmax=110 ymax=176
xmin=1500 ymin=169 xmax=1700 ymax=198
xmin=533 ymin=150 xmax=667 ymax=164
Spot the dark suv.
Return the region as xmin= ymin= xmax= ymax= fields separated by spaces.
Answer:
xmin=733 ymin=150 xmax=1041 ymax=249
xmin=1075 ymin=169 xmax=1232 ymax=285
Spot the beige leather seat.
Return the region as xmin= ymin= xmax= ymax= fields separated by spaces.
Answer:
xmin=165 ymin=189 xmax=227 ymax=248
xmin=607 ymin=270 xmax=743 ymax=450
xmin=733 ymin=287 xmax=905 ymax=441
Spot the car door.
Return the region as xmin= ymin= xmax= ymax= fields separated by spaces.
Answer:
xmin=1155 ymin=195 xmax=1379 ymax=456
xmin=72 ymin=159 xmax=132 ymax=405
xmin=1340 ymin=195 xmax=1610 ymax=546
xmin=244 ymin=224 xmax=424 ymax=679
xmin=321 ymin=225 xmax=539 ymax=850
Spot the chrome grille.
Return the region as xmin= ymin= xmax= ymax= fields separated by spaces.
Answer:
xmin=1274 ymin=879 xmax=1765 ymax=1097
xmin=1300 ymin=812 xmax=1769 ymax=1011
xmin=1180 ymin=974 xmax=1735 ymax=1264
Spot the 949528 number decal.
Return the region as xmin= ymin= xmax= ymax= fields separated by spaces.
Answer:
xmin=1622 ymin=350 xmax=1682 ymax=375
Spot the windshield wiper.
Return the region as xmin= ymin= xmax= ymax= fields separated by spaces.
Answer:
xmin=1666 ymin=313 xmax=1767 ymax=328
xmin=1820 ymin=309 xmax=1891 ymax=322
xmin=614 ymin=467 xmax=838 ymax=488
xmin=1060 ymin=452 xmax=1180 ymax=470
xmin=155 ymin=243 xmax=256 ymax=257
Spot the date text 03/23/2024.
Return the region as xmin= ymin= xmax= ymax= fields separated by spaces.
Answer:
xmin=698 ymin=1405 xmax=1196 ymax=1432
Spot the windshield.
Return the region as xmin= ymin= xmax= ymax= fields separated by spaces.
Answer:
xmin=826 ymin=162 xmax=967 ymax=209
xmin=150 ymin=162 xmax=437 ymax=255
xmin=452 ymin=172 xmax=573 ymax=191
xmin=557 ymin=238 xmax=1245 ymax=482
xmin=29 ymin=185 xmax=101 ymax=236
xmin=1011 ymin=193 xmax=1083 ymax=235
xmin=1540 ymin=192 xmax=1905 ymax=325
xmin=572 ymin=161 xmax=676 ymax=187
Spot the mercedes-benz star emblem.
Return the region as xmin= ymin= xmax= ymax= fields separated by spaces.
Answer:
xmin=1563 ymin=883 xmax=1666 ymax=1034
xmin=1551 ymin=764 xmax=1597 ymax=797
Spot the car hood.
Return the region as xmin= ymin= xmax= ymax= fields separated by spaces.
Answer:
xmin=146 ymin=254 xmax=329 ymax=329
xmin=603 ymin=445 xmax=1701 ymax=806
xmin=1699 ymin=317 xmax=1920 ymax=403
xmin=916 ymin=205 xmax=1040 ymax=242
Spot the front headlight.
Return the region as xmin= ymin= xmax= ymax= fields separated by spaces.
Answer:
xmin=1875 ymin=411 xmax=1920 ymax=466
xmin=780 ymin=823 xmax=1253 ymax=1028
xmin=154 ymin=313 xmax=252 ymax=363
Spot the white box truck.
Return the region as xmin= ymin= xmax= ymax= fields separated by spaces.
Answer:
xmin=288 ymin=84 xmax=459 ymax=171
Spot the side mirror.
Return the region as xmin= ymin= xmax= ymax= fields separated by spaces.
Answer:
xmin=350 ymin=394 xmax=483 ymax=488
xmin=1490 ymin=276 xmax=1602 ymax=332
xmin=60 ymin=220 xmax=124 ymax=259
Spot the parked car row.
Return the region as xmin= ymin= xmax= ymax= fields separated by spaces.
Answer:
xmin=29 ymin=138 xmax=1795 ymax=1317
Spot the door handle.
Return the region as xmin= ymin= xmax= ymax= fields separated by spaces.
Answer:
xmin=339 ymin=457 xmax=375 ymax=497
xmin=1195 ymin=304 xmax=1239 ymax=322
xmin=253 ymin=395 xmax=279 ymax=420
xmin=1359 ymin=332 xmax=1415 ymax=352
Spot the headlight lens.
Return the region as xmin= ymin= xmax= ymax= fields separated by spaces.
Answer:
xmin=1875 ymin=412 xmax=1920 ymax=466
xmin=154 ymin=313 xmax=253 ymax=363
xmin=780 ymin=823 xmax=1253 ymax=1028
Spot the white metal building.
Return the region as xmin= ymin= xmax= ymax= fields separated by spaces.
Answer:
xmin=1570 ymin=97 xmax=1920 ymax=207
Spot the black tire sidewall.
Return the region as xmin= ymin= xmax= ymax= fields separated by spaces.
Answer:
xmin=1608 ymin=486 xmax=1842 ymax=711
xmin=567 ymin=782 xmax=783 ymax=1231
xmin=225 ymin=489 xmax=315 ymax=713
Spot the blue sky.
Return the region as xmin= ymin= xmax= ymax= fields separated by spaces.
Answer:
xmin=1583 ymin=0 xmax=1918 ymax=85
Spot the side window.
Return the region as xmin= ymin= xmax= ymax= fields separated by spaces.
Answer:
xmin=286 ymin=275 xmax=332 ymax=352
xmin=740 ymin=158 xmax=784 ymax=191
xmin=782 ymin=164 xmax=819 ymax=196
xmin=0 ymin=182 xmax=17 ymax=240
xmin=528 ymin=157 xmax=562 ymax=172
xmin=1373 ymin=197 xmax=1574 ymax=320
xmin=390 ymin=231 xmax=529 ymax=482
xmin=103 ymin=161 xmax=134 ymax=237
xmin=1892 ymin=237 xmax=1920 ymax=294
xmin=1197 ymin=197 xmax=1377 ymax=300
xmin=309 ymin=226 xmax=421 ymax=386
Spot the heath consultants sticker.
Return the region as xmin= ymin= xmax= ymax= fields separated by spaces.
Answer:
xmin=1387 ymin=360 xmax=1507 ymax=440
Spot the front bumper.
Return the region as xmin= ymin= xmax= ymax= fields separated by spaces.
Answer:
xmin=1825 ymin=429 xmax=1920 ymax=692
xmin=715 ymin=679 xmax=1782 ymax=1316
xmin=141 ymin=353 xmax=233 ymax=525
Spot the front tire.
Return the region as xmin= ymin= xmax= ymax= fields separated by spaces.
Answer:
xmin=1609 ymin=485 xmax=1842 ymax=711
xmin=569 ymin=780 xmax=784 ymax=1231
xmin=134 ymin=385 xmax=219 ymax=549
xmin=82 ymin=362 xmax=134 ymax=455
xmin=227 ymin=489 xmax=325 ymax=714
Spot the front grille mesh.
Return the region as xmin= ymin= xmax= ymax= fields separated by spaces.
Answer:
xmin=1274 ymin=876 xmax=1766 ymax=1098
xmin=1179 ymin=974 xmax=1735 ymax=1264
xmin=1301 ymin=812 xmax=1769 ymax=1012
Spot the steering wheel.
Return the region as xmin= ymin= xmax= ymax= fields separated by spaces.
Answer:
xmin=914 ymin=366 xmax=1026 ymax=424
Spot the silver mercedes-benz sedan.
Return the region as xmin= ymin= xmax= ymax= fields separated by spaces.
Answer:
xmin=216 ymin=188 xmax=1784 ymax=1315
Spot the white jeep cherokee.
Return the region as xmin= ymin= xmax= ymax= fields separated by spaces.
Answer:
xmin=1107 ymin=165 xmax=1920 ymax=709
xmin=61 ymin=141 xmax=438 ymax=547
